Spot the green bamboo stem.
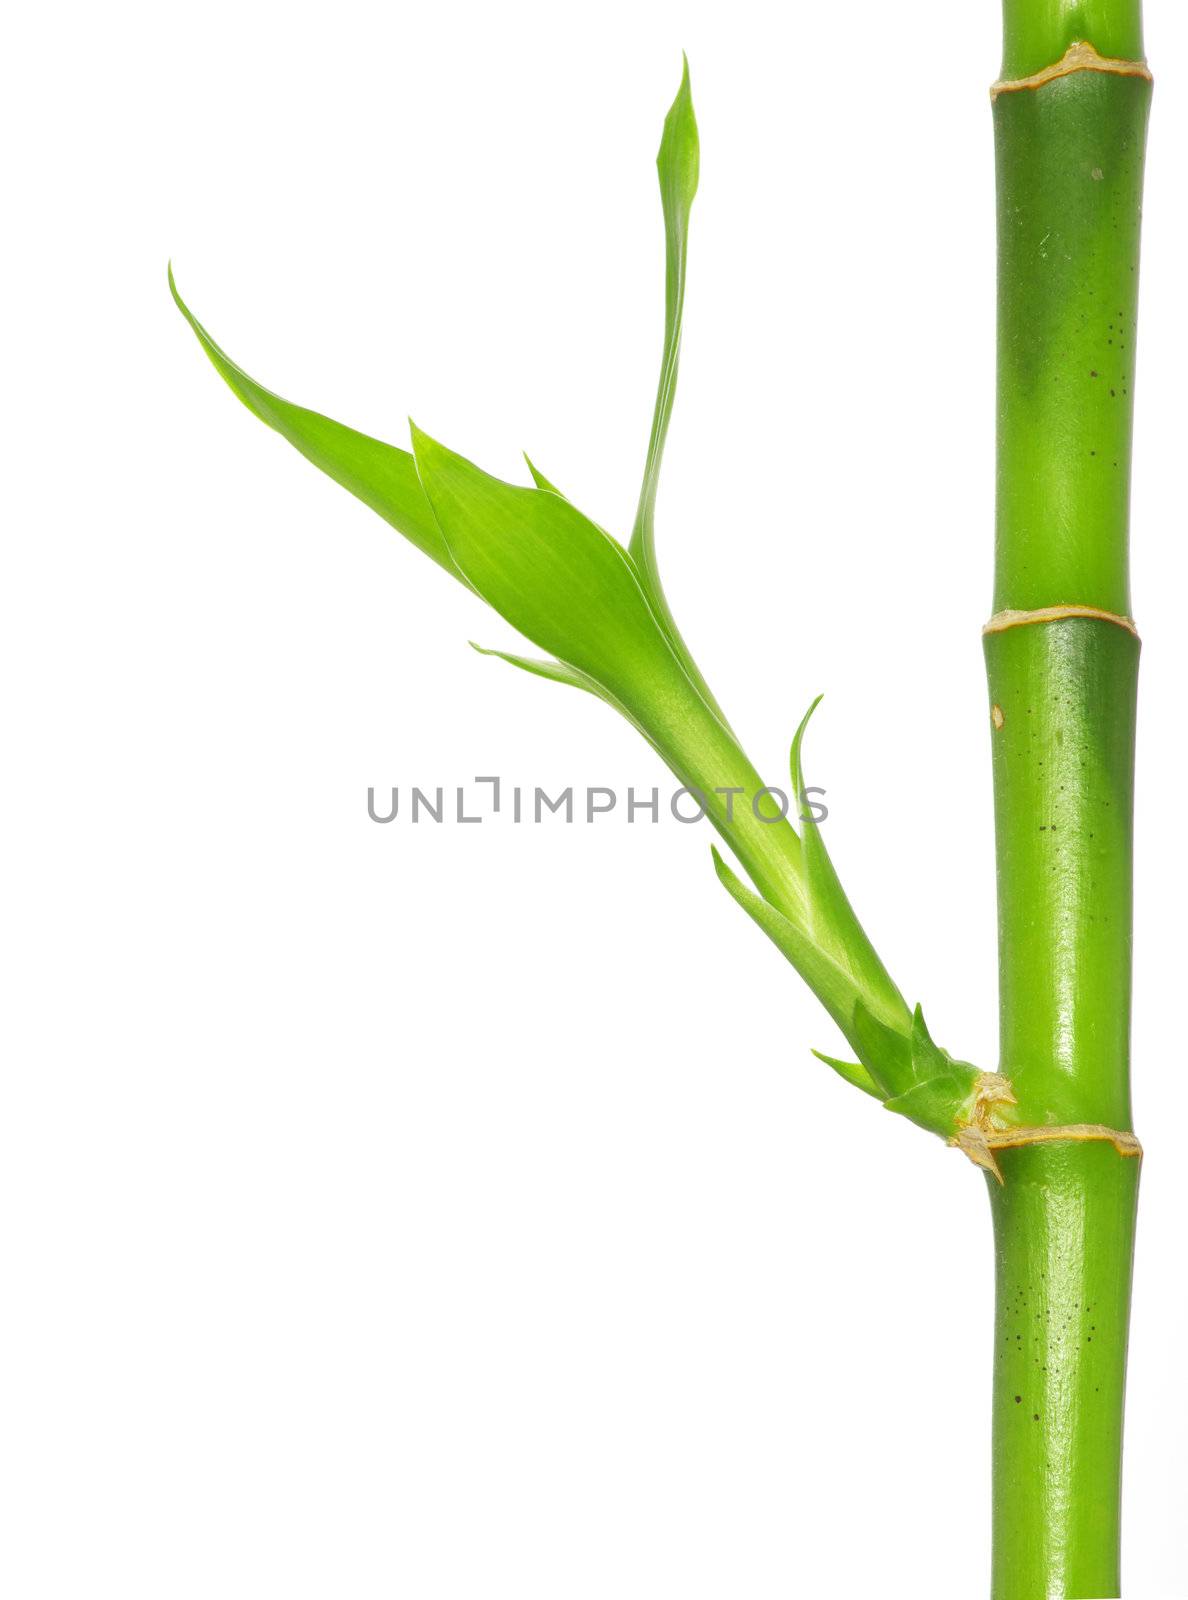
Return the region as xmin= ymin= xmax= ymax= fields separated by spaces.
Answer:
xmin=1001 ymin=0 xmax=1144 ymax=82
xmin=988 ymin=2 xmax=1148 ymax=1594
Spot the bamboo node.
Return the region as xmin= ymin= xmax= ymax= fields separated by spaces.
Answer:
xmin=952 ymin=1122 xmax=1143 ymax=1182
xmin=991 ymin=41 xmax=1152 ymax=101
xmin=983 ymin=605 xmax=1138 ymax=638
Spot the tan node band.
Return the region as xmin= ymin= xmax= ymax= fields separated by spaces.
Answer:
xmin=983 ymin=605 xmax=1139 ymax=638
xmin=952 ymin=1122 xmax=1142 ymax=1181
xmin=991 ymin=41 xmax=1153 ymax=101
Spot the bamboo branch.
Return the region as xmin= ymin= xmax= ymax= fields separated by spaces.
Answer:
xmin=169 ymin=23 xmax=1156 ymax=1589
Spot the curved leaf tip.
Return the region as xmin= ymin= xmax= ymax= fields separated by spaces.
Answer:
xmin=523 ymin=453 xmax=565 ymax=498
xmin=169 ymin=269 xmax=457 ymax=575
xmin=811 ymin=1048 xmax=883 ymax=1100
xmin=658 ymin=55 xmax=699 ymax=202
xmin=469 ymin=641 xmax=603 ymax=698
xmin=789 ymin=693 xmax=826 ymax=827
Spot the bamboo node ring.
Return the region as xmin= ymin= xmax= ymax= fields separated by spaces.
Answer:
xmin=991 ymin=41 xmax=1153 ymax=101
xmin=983 ymin=605 xmax=1138 ymax=638
xmin=951 ymin=1122 xmax=1143 ymax=1182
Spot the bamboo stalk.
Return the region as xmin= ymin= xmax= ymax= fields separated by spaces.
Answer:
xmin=987 ymin=1 xmax=1149 ymax=1592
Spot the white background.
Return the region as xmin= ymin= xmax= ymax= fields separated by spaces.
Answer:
xmin=4 ymin=1 xmax=1187 ymax=1595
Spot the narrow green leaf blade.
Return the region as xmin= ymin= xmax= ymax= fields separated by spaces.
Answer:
xmin=909 ymin=1004 xmax=950 ymax=1080
xmin=169 ymin=267 xmax=458 ymax=577
xmin=630 ymin=56 xmax=698 ymax=565
xmin=790 ymin=698 xmax=910 ymax=1031
xmin=851 ymin=999 xmax=913 ymax=1099
xmin=811 ymin=1049 xmax=884 ymax=1100
xmin=623 ymin=62 xmax=731 ymax=730
xmin=469 ymin=641 xmax=602 ymax=697
xmin=712 ymin=845 xmax=867 ymax=1050
xmin=469 ymin=647 xmax=677 ymax=769
xmin=523 ymin=454 xmax=566 ymax=498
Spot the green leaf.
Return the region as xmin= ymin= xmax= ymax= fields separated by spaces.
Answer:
xmin=468 ymin=641 xmax=602 ymax=697
xmin=410 ymin=423 xmax=693 ymax=713
xmin=790 ymin=698 xmax=910 ymax=1032
xmin=630 ymin=54 xmax=698 ymax=566
xmin=169 ymin=267 xmax=459 ymax=578
xmin=883 ymin=1069 xmax=983 ymax=1141
xmin=851 ymin=999 xmax=913 ymax=1099
xmin=811 ymin=1049 xmax=884 ymax=1100
xmin=624 ymin=61 xmax=730 ymax=731
xmin=909 ymin=1005 xmax=949 ymax=1080
xmin=712 ymin=845 xmax=867 ymax=1049
xmin=523 ymin=454 xmax=566 ymax=498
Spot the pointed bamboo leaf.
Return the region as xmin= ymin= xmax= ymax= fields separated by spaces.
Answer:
xmin=853 ymin=999 xmax=986 ymax=1139
xmin=790 ymin=698 xmax=909 ymax=1031
xmin=623 ymin=62 xmax=730 ymax=730
xmin=470 ymin=647 xmax=679 ymax=774
xmin=712 ymin=846 xmax=867 ymax=1049
xmin=631 ymin=54 xmax=698 ymax=566
xmin=909 ymin=1007 xmax=983 ymax=1097
xmin=410 ymin=424 xmax=693 ymax=711
xmin=909 ymin=1005 xmax=951 ymax=1080
xmin=523 ymin=455 xmax=566 ymax=498
xmin=811 ymin=1049 xmax=884 ymax=1100
xmin=469 ymin=641 xmax=602 ymax=697
xmin=851 ymin=999 xmax=913 ymax=1099
xmin=170 ymin=268 xmax=459 ymax=578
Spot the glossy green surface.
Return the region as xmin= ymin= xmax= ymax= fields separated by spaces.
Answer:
xmin=989 ymin=41 xmax=1147 ymax=1597
xmin=985 ymin=621 xmax=1137 ymax=1130
xmin=994 ymin=73 xmax=1150 ymax=615
xmin=1000 ymin=0 xmax=1144 ymax=80
xmin=989 ymin=1145 xmax=1138 ymax=1599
